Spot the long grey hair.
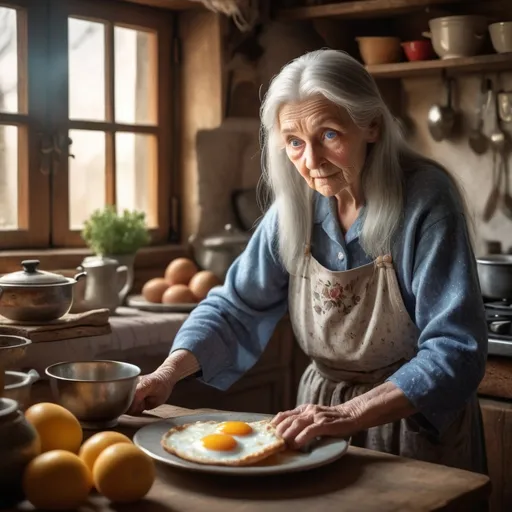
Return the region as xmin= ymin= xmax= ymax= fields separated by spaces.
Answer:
xmin=259 ymin=49 xmax=466 ymax=273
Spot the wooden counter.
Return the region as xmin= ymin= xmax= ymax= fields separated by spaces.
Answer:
xmin=9 ymin=404 xmax=491 ymax=512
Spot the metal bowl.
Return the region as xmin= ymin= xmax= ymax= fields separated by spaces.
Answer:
xmin=3 ymin=370 xmax=39 ymax=410
xmin=45 ymin=360 xmax=141 ymax=429
xmin=0 ymin=335 xmax=32 ymax=370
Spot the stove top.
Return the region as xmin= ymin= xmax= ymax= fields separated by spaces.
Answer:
xmin=484 ymin=300 xmax=512 ymax=357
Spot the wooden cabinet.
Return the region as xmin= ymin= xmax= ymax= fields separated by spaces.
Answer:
xmin=480 ymin=397 xmax=512 ymax=512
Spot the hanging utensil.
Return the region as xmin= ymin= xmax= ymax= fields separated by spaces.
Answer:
xmin=482 ymin=150 xmax=500 ymax=223
xmin=468 ymin=77 xmax=491 ymax=154
xmin=427 ymin=75 xmax=456 ymax=142
xmin=500 ymin=151 xmax=512 ymax=220
xmin=489 ymin=82 xmax=507 ymax=155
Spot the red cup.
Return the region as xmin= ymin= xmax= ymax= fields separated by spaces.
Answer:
xmin=401 ymin=40 xmax=435 ymax=61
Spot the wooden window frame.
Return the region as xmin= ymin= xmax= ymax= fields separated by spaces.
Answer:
xmin=50 ymin=0 xmax=173 ymax=248
xmin=0 ymin=0 xmax=175 ymax=252
xmin=0 ymin=0 xmax=50 ymax=248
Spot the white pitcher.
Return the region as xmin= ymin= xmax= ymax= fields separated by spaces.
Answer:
xmin=78 ymin=257 xmax=129 ymax=314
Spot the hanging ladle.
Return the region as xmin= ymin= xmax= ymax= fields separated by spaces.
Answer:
xmin=489 ymin=83 xmax=507 ymax=156
xmin=468 ymin=77 xmax=491 ymax=155
xmin=487 ymin=80 xmax=512 ymax=218
xmin=427 ymin=74 xmax=456 ymax=142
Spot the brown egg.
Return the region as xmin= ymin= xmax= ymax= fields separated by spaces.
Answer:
xmin=142 ymin=278 xmax=170 ymax=303
xmin=162 ymin=284 xmax=197 ymax=304
xmin=164 ymin=258 xmax=198 ymax=286
xmin=189 ymin=271 xmax=221 ymax=301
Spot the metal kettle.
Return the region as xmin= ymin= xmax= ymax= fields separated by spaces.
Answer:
xmin=188 ymin=224 xmax=251 ymax=281
xmin=77 ymin=256 xmax=129 ymax=314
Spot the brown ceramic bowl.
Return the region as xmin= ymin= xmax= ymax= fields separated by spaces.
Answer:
xmin=356 ymin=36 xmax=402 ymax=65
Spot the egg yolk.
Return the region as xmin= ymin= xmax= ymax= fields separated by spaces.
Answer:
xmin=201 ymin=434 xmax=237 ymax=451
xmin=218 ymin=421 xmax=253 ymax=436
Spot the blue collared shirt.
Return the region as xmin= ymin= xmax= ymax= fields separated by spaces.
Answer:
xmin=171 ymin=164 xmax=488 ymax=435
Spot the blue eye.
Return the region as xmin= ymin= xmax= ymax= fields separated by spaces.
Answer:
xmin=289 ymin=138 xmax=302 ymax=148
xmin=324 ymin=130 xmax=338 ymax=140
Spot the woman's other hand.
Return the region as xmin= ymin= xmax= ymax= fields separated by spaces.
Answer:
xmin=127 ymin=349 xmax=201 ymax=416
xmin=127 ymin=368 xmax=176 ymax=415
xmin=271 ymin=404 xmax=358 ymax=448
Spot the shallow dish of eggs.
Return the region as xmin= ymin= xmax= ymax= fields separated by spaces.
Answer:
xmin=127 ymin=257 xmax=222 ymax=313
xmin=133 ymin=412 xmax=349 ymax=476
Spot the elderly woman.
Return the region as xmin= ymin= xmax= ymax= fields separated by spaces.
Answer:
xmin=129 ymin=49 xmax=488 ymax=473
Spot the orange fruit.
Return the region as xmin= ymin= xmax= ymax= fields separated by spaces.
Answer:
xmin=78 ymin=431 xmax=132 ymax=473
xmin=25 ymin=402 xmax=83 ymax=453
xmin=23 ymin=450 xmax=92 ymax=510
xmin=93 ymin=442 xmax=155 ymax=503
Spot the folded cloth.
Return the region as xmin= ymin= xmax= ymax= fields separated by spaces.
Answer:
xmin=119 ymin=405 xmax=218 ymax=430
xmin=0 ymin=308 xmax=111 ymax=342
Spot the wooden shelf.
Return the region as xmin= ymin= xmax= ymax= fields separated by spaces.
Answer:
xmin=366 ymin=52 xmax=512 ymax=78
xmin=276 ymin=0 xmax=466 ymax=21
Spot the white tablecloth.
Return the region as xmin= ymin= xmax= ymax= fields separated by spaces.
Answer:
xmin=17 ymin=307 xmax=188 ymax=376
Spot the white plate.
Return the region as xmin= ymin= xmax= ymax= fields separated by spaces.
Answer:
xmin=126 ymin=295 xmax=197 ymax=313
xmin=133 ymin=412 xmax=349 ymax=476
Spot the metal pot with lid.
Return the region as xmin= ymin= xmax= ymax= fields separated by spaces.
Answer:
xmin=189 ymin=224 xmax=251 ymax=281
xmin=477 ymin=254 xmax=512 ymax=300
xmin=0 ymin=260 xmax=86 ymax=323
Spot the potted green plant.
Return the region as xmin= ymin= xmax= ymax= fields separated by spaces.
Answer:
xmin=81 ymin=206 xmax=151 ymax=302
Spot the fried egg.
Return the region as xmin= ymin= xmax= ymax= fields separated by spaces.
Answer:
xmin=161 ymin=420 xmax=286 ymax=466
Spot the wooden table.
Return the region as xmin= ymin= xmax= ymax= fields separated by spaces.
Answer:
xmin=10 ymin=405 xmax=490 ymax=512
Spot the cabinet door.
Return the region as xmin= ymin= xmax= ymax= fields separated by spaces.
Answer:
xmin=479 ymin=397 xmax=512 ymax=512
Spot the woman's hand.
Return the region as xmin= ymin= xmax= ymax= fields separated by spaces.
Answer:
xmin=127 ymin=349 xmax=201 ymax=416
xmin=271 ymin=383 xmax=417 ymax=448
xmin=127 ymin=369 xmax=175 ymax=416
xmin=271 ymin=404 xmax=358 ymax=448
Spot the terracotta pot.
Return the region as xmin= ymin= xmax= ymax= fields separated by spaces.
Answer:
xmin=355 ymin=37 xmax=402 ymax=65
xmin=401 ymin=40 xmax=435 ymax=61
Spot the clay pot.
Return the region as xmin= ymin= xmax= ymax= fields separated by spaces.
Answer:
xmin=355 ymin=37 xmax=402 ymax=65
xmin=0 ymin=398 xmax=41 ymax=506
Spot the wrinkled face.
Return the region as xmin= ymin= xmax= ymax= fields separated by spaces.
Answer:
xmin=278 ymin=96 xmax=379 ymax=197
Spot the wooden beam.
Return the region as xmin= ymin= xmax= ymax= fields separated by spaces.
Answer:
xmin=178 ymin=10 xmax=224 ymax=241
xmin=120 ymin=0 xmax=200 ymax=11
xmin=276 ymin=0 xmax=468 ymax=21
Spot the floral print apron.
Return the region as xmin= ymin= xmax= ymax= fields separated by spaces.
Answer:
xmin=288 ymin=246 xmax=487 ymax=474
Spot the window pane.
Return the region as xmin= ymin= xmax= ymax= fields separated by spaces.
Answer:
xmin=69 ymin=130 xmax=106 ymax=230
xmin=0 ymin=125 xmax=18 ymax=229
xmin=115 ymin=132 xmax=157 ymax=227
xmin=0 ymin=7 xmax=18 ymax=114
xmin=69 ymin=18 xmax=105 ymax=121
xmin=115 ymin=26 xmax=157 ymax=125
